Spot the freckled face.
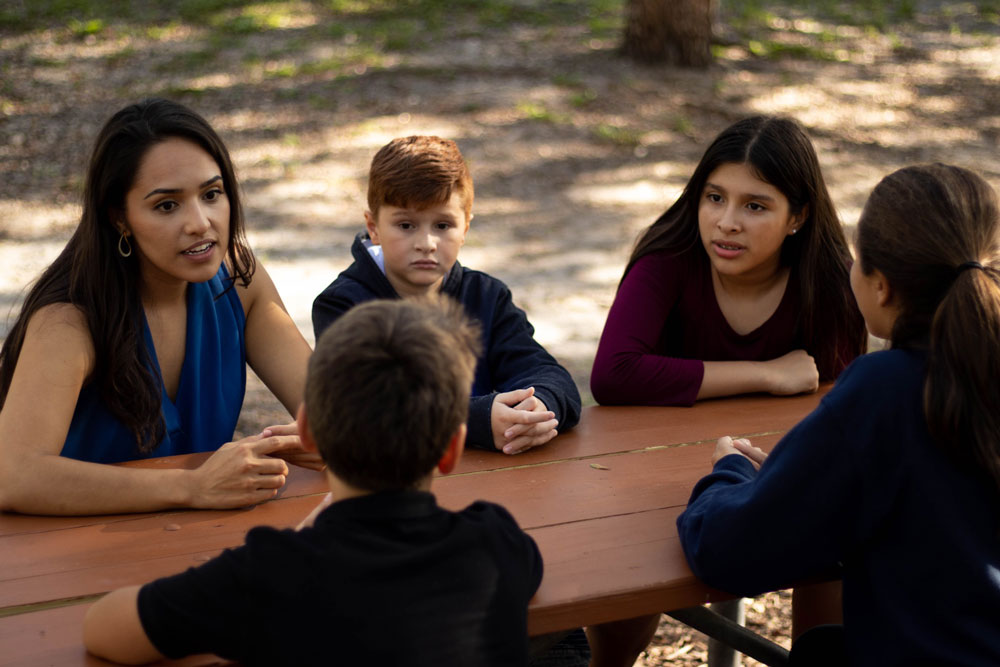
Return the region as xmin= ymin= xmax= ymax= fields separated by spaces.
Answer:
xmin=366 ymin=192 xmax=469 ymax=298
xmin=122 ymin=137 xmax=229 ymax=287
xmin=698 ymin=162 xmax=800 ymax=282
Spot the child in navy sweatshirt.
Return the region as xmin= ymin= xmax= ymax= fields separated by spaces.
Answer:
xmin=679 ymin=163 xmax=1000 ymax=665
xmin=312 ymin=136 xmax=581 ymax=455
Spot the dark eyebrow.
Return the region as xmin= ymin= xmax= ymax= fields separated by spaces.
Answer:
xmin=704 ymin=181 xmax=775 ymax=202
xmin=144 ymin=175 xmax=222 ymax=200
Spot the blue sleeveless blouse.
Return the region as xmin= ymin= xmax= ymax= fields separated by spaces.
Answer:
xmin=60 ymin=267 xmax=246 ymax=464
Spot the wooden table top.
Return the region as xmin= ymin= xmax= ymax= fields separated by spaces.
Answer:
xmin=0 ymin=388 xmax=827 ymax=666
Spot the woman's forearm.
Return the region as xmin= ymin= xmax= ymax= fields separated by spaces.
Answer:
xmin=0 ymin=454 xmax=192 ymax=515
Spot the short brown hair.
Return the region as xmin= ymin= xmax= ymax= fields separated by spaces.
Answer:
xmin=366 ymin=136 xmax=474 ymax=220
xmin=305 ymin=297 xmax=481 ymax=491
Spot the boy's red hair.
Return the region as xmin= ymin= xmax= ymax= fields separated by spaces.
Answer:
xmin=367 ymin=136 xmax=474 ymax=220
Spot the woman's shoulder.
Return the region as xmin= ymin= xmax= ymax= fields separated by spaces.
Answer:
xmin=22 ymin=303 xmax=95 ymax=372
xmin=27 ymin=302 xmax=90 ymax=338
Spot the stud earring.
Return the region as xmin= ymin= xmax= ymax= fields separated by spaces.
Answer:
xmin=118 ymin=231 xmax=132 ymax=258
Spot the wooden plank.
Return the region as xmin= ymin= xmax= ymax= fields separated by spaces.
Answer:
xmin=437 ymin=434 xmax=781 ymax=526
xmin=0 ymin=495 xmax=316 ymax=610
xmin=0 ymin=508 xmax=717 ymax=665
xmin=0 ymin=604 xmax=227 ymax=666
xmin=454 ymin=387 xmax=825 ymax=473
xmin=0 ymin=391 xmax=822 ymax=538
xmin=0 ymin=457 xmax=328 ymax=539
xmin=527 ymin=506 xmax=734 ymax=635
xmin=0 ymin=435 xmax=782 ymax=613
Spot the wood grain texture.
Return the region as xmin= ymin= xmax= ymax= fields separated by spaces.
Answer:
xmin=0 ymin=392 xmax=822 ymax=664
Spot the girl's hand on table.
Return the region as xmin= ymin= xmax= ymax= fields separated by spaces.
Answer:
xmin=764 ymin=349 xmax=819 ymax=395
xmin=261 ymin=421 xmax=326 ymax=471
xmin=712 ymin=436 xmax=768 ymax=470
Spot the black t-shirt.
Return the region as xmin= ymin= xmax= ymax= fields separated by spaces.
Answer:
xmin=138 ymin=490 xmax=543 ymax=666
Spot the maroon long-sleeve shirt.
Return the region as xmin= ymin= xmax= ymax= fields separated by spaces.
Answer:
xmin=591 ymin=249 xmax=817 ymax=406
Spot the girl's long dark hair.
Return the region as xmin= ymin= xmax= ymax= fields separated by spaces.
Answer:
xmin=624 ymin=115 xmax=866 ymax=380
xmin=0 ymin=98 xmax=255 ymax=453
xmin=856 ymin=163 xmax=1000 ymax=493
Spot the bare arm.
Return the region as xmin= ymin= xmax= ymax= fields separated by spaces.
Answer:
xmin=697 ymin=349 xmax=819 ymax=400
xmin=238 ymin=261 xmax=312 ymax=416
xmin=84 ymin=586 xmax=164 ymax=665
xmin=236 ymin=261 xmax=321 ymax=470
xmin=0 ymin=305 xmax=298 ymax=515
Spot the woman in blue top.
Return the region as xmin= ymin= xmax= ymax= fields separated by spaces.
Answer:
xmin=679 ymin=163 xmax=1000 ymax=664
xmin=0 ymin=99 xmax=314 ymax=515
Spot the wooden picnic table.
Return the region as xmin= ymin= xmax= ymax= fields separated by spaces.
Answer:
xmin=0 ymin=388 xmax=827 ymax=666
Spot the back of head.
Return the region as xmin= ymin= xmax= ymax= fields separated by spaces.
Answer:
xmin=628 ymin=115 xmax=864 ymax=378
xmin=306 ymin=297 xmax=481 ymax=491
xmin=857 ymin=163 xmax=1000 ymax=491
xmin=366 ymin=135 xmax=474 ymax=220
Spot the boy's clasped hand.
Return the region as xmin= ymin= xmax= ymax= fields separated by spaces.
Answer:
xmin=491 ymin=387 xmax=559 ymax=455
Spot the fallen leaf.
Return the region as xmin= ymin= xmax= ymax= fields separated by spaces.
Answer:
xmin=589 ymin=463 xmax=610 ymax=470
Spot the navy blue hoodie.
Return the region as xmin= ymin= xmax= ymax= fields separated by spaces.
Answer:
xmin=312 ymin=232 xmax=582 ymax=450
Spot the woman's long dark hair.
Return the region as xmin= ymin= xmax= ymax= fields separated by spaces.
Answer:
xmin=0 ymin=98 xmax=255 ymax=453
xmin=856 ymin=163 xmax=1000 ymax=493
xmin=624 ymin=115 xmax=866 ymax=379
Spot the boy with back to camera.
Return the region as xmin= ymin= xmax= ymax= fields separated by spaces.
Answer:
xmin=312 ymin=135 xmax=582 ymax=455
xmin=83 ymin=298 xmax=544 ymax=666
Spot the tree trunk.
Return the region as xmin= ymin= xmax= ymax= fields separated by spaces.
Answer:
xmin=623 ymin=0 xmax=714 ymax=67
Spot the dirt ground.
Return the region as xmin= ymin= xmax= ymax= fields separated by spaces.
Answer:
xmin=2 ymin=1 xmax=999 ymax=663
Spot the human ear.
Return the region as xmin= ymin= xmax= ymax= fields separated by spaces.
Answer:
xmin=296 ymin=403 xmax=319 ymax=453
xmin=871 ymin=268 xmax=893 ymax=308
xmin=364 ymin=210 xmax=380 ymax=244
xmin=788 ymin=205 xmax=808 ymax=235
xmin=111 ymin=210 xmax=130 ymax=236
xmin=437 ymin=423 xmax=467 ymax=475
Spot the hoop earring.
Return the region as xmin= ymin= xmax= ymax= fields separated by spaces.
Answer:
xmin=118 ymin=232 xmax=132 ymax=258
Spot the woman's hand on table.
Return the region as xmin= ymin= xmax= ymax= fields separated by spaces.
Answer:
xmin=712 ymin=436 xmax=768 ymax=470
xmin=186 ymin=432 xmax=299 ymax=509
xmin=261 ymin=421 xmax=326 ymax=471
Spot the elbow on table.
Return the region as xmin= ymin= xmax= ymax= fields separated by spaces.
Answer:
xmin=0 ymin=489 xmax=11 ymax=513
xmin=0 ymin=461 xmax=22 ymax=512
xmin=680 ymin=524 xmax=770 ymax=598
xmin=685 ymin=548 xmax=766 ymax=598
xmin=590 ymin=364 xmax=668 ymax=406
xmin=0 ymin=455 xmax=49 ymax=513
xmin=590 ymin=364 xmax=632 ymax=405
xmin=0 ymin=482 xmax=38 ymax=514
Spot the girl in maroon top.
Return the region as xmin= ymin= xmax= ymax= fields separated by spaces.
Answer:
xmin=591 ymin=116 xmax=866 ymax=406
xmin=587 ymin=116 xmax=867 ymax=667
